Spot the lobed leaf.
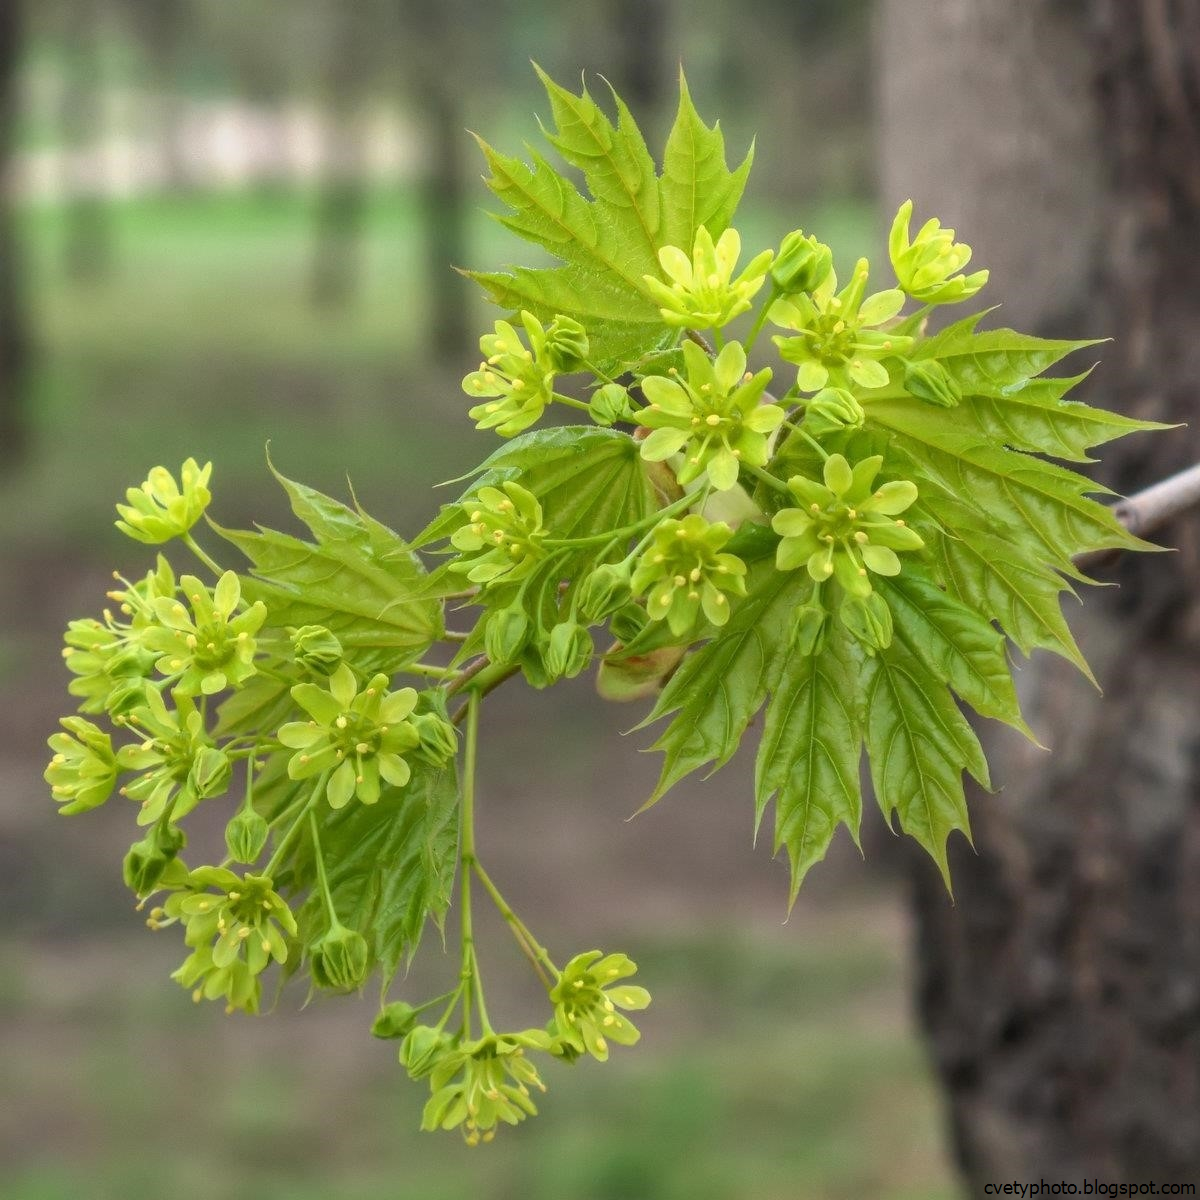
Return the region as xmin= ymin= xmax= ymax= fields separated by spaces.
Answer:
xmin=640 ymin=560 xmax=804 ymax=803
xmin=862 ymin=636 xmax=989 ymax=891
xmin=754 ymin=624 xmax=864 ymax=903
xmin=213 ymin=470 xmax=442 ymax=673
xmin=469 ymin=69 xmax=753 ymax=374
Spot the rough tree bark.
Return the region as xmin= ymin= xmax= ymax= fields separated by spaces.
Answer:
xmin=0 ymin=0 xmax=29 ymax=466
xmin=877 ymin=0 xmax=1200 ymax=1187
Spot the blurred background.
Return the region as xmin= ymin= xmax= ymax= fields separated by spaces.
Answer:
xmin=3 ymin=2 xmax=1197 ymax=1198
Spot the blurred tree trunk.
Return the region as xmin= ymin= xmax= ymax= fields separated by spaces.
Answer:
xmin=0 ymin=0 xmax=29 ymax=466
xmin=311 ymin=5 xmax=369 ymax=309
xmin=410 ymin=0 xmax=470 ymax=360
xmin=877 ymin=0 xmax=1200 ymax=1186
xmin=134 ymin=0 xmax=193 ymax=192
xmin=61 ymin=0 xmax=110 ymax=282
xmin=609 ymin=0 xmax=669 ymax=114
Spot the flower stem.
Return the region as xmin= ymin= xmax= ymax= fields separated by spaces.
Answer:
xmin=182 ymin=532 xmax=224 ymax=579
xmin=473 ymin=860 xmax=558 ymax=988
xmin=550 ymin=392 xmax=593 ymax=414
xmin=263 ymin=770 xmax=330 ymax=877
xmin=739 ymin=461 xmax=791 ymax=495
xmin=308 ymin=810 xmax=340 ymax=926
xmin=458 ymin=691 xmax=489 ymax=1036
xmin=403 ymin=662 xmax=460 ymax=681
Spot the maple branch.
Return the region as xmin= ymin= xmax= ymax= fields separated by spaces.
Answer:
xmin=1111 ymin=461 xmax=1200 ymax=539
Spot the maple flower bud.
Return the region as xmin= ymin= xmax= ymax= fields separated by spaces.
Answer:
xmin=771 ymin=230 xmax=834 ymax=295
xmin=805 ymin=386 xmax=865 ymax=433
xmin=401 ymin=1024 xmax=453 ymax=1080
xmin=225 ymin=807 xmax=270 ymax=864
xmin=289 ymin=625 xmax=344 ymax=675
xmin=902 ymin=359 xmax=961 ymax=408
xmin=840 ymin=592 xmax=894 ymax=653
xmin=122 ymin=822 xmax=186 ymax=896
xmin=588 ymin=383 xmax=635 ymax=427
xmin=544 ymin=621 xmax=593 ymax=681
xmin=309 ymin=923 xmax=371 ymax=991
xmin=609 ymin=602 xmax=650 ymax=645
xmin=115 ymin=458 xmax=212 ymax=545
xmin=577 ymin=563 xmax=634 ymax=623
xmin=411 ymin=710 xmax=458 ymax=765
xmin=543 ymin=314 xmax=590 ymax=372
xmin=188 ymin=745 xmax=232 ymax=801
xmin=484 ymin=605 xmax=531 ymax=665
xmin=372 ymin=1000 xmax=421 ymax=1041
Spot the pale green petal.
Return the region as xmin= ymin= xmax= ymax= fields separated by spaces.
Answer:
xmin=639 ymin=427 xmax=690 ymax=462
xmin=327 ymin=761 xmax=356 ymax=809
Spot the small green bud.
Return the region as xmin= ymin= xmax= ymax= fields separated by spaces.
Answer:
xmin=609 ymin=602 xmax=650 ymax=645
xmin=225 ymin=807 xmax=269 ymax=864
xmin=806 ymin=386 xmax=865 ymax=433
xmin=289 ymin=625 xmax=344 ymax=675
xmin=840 ymin=592 xmax=894 ymax=653
xmin=309 ymin=923 xmax=371 ymax=991
xmin=400 ymin=1024 xmax=452 ymax=1079
xmin=411 ymin=711 xmax=458 ymax=765
xmin=577 ymin=563 xmax=634 ymax=623
xmin=106 ymin=677 xmax=150 ymax=718
xmin=188 ymin=746 xmax=231 ymax=800
xmin=544 ymin=314 xmax=589 ymax=372
xmin=790 ymin=604 xmax=828 ymax=656
xmin=903 ymin=359 xmax=961 ymax=408
xmin=771 ymin=230 xmax=834 ymax=295
xmin=122 ymin=823 xmax=186 ymax=896
xmin=544 ymin=622 xmax=593 ymax=681
xmin=588 ymin=383 xmax=635 ymax=427
xmin=372 ymin=1000 xmax=421 ymax=1040
xmin=483 ymin=605 xmax=530 ymax=665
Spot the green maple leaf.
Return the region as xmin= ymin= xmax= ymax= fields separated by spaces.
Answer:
xmin=213 ymin=464 xmax=442 ymax=673
xmin=466 ymin=67 xmax=753 ymax=375
xmin=754 ymin=623 xmax=864 ymax=903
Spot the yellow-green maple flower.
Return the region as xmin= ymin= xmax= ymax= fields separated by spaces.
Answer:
xmin=448 ymin=481 xmax=547 ymax=586
xmin=638 ymin=340 xmax=783 ymax=491
xmin=115 ymin=458 xmax=212 ymax=544
xmin=631 ymin=514 xmax=748 ymax=636
xmin=772 ymin=258 xmax=912 ymax=393
xmin=421 ymin=1029 xmax=553 ymax=1143
xmin=771 ymin=454 xmax=924 ymax=597
xmin=889 ymin=200 xmax=988 ymax=304
xmin=45 ymin=717 xmax=119 ymax=815
xmin=116 ymin=688 xmax=226 ymax=825
xmin=643 ymin=226 xmax=772 ymax=330
xmin=462 ymin=313 xmax=586 ymax=437
xmin=164 ymin=867 xmax=297 ymax=1013
xmin=140 ymin=571 xmax=267 ymax=696
xmin=278 ymin=662 xmax=420 ymax=808
xmin=549 ymin=950 xmax=651 ymax=1063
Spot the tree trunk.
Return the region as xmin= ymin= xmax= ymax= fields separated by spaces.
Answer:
xmin=61 ymin=0 xmax=110 ymax=283
xmin=310 ymin=5 xmax=369 ymax=310
xmin=0 ymin=0 xmax=29 ymax=467
xmin=877 ymin=0 xmax=1200 ymax=1187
